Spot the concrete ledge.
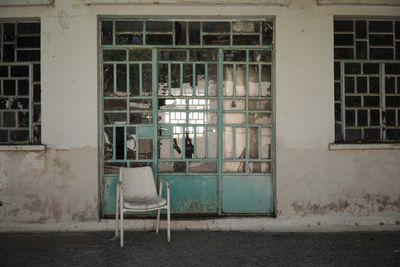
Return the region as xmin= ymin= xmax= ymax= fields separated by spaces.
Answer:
xmin=0 ymin=145 xmax=46 ymax=151
xmin=1 ymin=218 xmax=399 ymax=232
xmin=329 ymin=143 xmax=400 ymax=150
xmin=317 ymin=0 xmax=400 ymax=5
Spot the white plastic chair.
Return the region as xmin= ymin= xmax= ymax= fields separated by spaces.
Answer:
xmin=115 ymin=166 xmax=171 ymax=247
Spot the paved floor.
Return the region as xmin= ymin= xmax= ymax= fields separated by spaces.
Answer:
xmin=0 ymin=231 xmax=399 ymax=266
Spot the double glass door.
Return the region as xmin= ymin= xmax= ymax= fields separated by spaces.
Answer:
xmin=101 ymin=19 xmax=274 ymax=216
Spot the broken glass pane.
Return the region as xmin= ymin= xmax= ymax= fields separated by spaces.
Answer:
xmin=17 ymin=50 xmax=40 ymax=62
xmin=103 ymin=64 xmax=114 ymax=96
xmin=235 ymin=127 xmax=246 ymax=159
xmin=262 ymin=21 xmax=273 ymax=45
xmin=130 ymin=112 xmax=152 ymax=124
xmin=249 ymin=127 xmax=258 ymax=159
xmin=115 ymin=127 xmax=124 ymax=160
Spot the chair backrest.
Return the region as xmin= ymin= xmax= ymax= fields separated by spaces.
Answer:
xmin=119 ymin=167 xmax=158 ymax=200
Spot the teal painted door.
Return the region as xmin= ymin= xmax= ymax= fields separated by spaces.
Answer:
xmin=100 ymin=19 xmax=275 ymax=216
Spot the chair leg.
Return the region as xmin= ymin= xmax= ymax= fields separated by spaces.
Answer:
xmin=115 ymin=189 xmax=119 ymax=237
xmin=156 ymin=209 xmax=161 ymax=233
xmin=167 ymin=205 xmax=171 ymax=242
xmin=120 ymin=197 xmax=124 ymax=248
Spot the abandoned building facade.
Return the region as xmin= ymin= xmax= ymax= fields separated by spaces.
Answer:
xmin=0 ymin=0 xmax=399 ymax=228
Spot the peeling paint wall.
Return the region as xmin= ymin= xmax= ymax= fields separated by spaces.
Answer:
xmin=0 ymin=0 xmax=399 ymax=225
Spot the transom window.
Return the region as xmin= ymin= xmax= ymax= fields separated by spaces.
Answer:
xmin=0 ymin=20 xmax=41 ymax=144
xmin=334 ymin=18 xmax=400 ymax=142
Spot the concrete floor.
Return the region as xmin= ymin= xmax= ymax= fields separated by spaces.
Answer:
xmin=0 ymin=231 xmax=399 ymax=266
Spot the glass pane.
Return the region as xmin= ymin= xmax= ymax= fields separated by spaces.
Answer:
xmin=171 ymin=64 xmax=181 ymax=96
xmin=172 ymin=126 xmax=184 ymax=159
xmin=236 ymin=65 xmax=246 ymax=97
xmin=248 ymin=112 xmax=272 ymax=125
xmin=104 ymin=99 xmax=126 ymax=111
xmin=104 ymin=162 xmax=127 ymax=175
xmin=248 ymin=65 xmax=258 ymax=96
xmin=130 ymin=112 xmax=152 ymax=124
xmin=249 ymin=50 xmax=272 ymax=63
xmin=224 ymin=162 xmax=246 ymax=173
xmin=195 ymin=64 xmax=206 ymax=96
xmin=208 ymin=127 xmax=217 ymax=159
xmin=139 ymin=139 xmax=152 ymax=159
xmin=207 ymin=64 xmax=217 ymax=96
xmin=116 ymin=64 xmax=127 ymax=95
xmin=129 ymin=64 xmax=140 ymax=96
xmin=261 ymin=65 xmax=272 ymax=96
xmin=223 ymin=64 xmax=233 ymax=96
xmin=224 ymin=113 xmax=245 ymax=124
xmin=159 ymin=112 xmax=186 ymax=124
xmin=224 ymin=100 xmax=246 ymax=111
xmin=261 ymin=128 xmax=272 ymax=159
xmin=249 ymin=127 xmax=258 ymax=159
xmin=196 ymin=127 xmax=206 ymax=159
xmin=103 ymin=64 xmax=114 ymax=97
xmin=183 ymin=64 xmax=193 ymax=96
xmin=235 ymin=127 xmax=246 ymax=159
xmin=104 ymin=127 xmax=113 ymax=160
xmin=189 ymin=161 xmax=217 ymax=173
xmin=103 ymin=50 xmax=125 ymax=61
xmin=127 ymin=127 xmax=136 ymax=160
xmin=104 ymin=113 xmax=126 ymax=125
xmin=101 ymin=21 xmax=113 ymax=45
xmin=248 ymin=162 xmax=271 ymax=173
xmin=129 ymin=49 xmax=152 ymax=61
xmin=130 ymin=99 xmax=152 ymax=110
xmin=142 ymin=64 xmax=152 ymax=96
xmin=223 ymin=127 xmax=233 ymax=159
xmin=248 ymin=100 xmax=271 ymax=111
xmin=159 ymin=138 xmax=171 ymax=159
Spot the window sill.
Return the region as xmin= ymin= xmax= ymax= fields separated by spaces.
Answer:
xmin=0 ymin=145 xmax=46 ymax=151
xmin=329 ymin=143 xmax=400 ymax=150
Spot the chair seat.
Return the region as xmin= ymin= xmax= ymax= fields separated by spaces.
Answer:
xmin=123 ymin=196 xmax=167 ymax=210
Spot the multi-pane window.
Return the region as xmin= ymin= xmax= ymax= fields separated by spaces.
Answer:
xmin=0 ymin=20 xmax=41 ymax=144
xmin=334 ymin=19 xmax=400 ymax=142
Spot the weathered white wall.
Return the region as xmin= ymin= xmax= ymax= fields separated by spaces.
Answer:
xmin=0 ymin=0 xmax=399 ymax=226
